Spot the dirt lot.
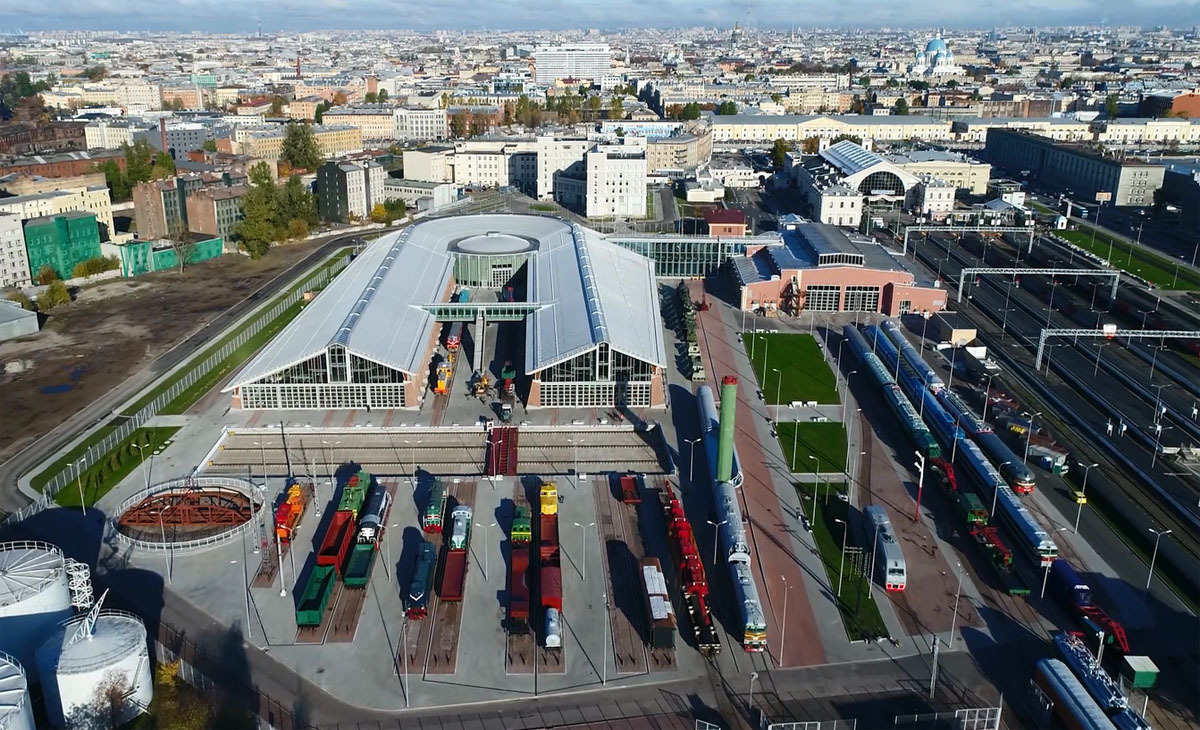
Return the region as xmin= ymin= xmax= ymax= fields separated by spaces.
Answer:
xmin=0 ymin=240 xmax=327 ymax=461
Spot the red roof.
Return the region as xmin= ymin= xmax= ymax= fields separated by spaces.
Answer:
xmin=704 ymin=208 xmax=746 ymax=225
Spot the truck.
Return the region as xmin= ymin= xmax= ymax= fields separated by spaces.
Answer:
xmin=316 ymin=510 xmax=356 ymax=576
xmin=499 ymin=402 xmax=513 ymax=423
xmin=539 ymin=483 xmax=562 ymax=649
xmin=439 ymin=505 xmax=472 ymax=601
xmin=508 ymin=543 xmax=531 ymax=632
xmin=406 ymin=541 xmax=438 ymax=619
xmin=274 ymin=483 xmax=305 ymax=542
xmin=641 ymin=558 xmax=676 ymax=649
xmin=510 ymin=506 xmax=532 ymax=544
xmin=296 ymin=564 xmax=336 ymax=626
xmin=422 ymin=482 xmax=448 ymax=533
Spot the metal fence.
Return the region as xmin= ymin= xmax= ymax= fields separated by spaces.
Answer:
xmin=111 ymin=476 xmax=266 ymax=555
xmin=3 ymin=254 xmax=351 ymax=528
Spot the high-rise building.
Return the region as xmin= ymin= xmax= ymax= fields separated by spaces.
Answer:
xmin=533 ymin=43 xmax=612 ymax=83
xmin=22 ymin=212 xmax=101 ymax=280
xmin=316 ymin=160 xmax=385 ymax=223
xmin=0 ymin=213 xmax=30 ymax=288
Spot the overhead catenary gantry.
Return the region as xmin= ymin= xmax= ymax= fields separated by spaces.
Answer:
xmin=902 ymin=224 xmax=1037 ymax=257
xmin=1035 ymin=327 xmax=1200 ymax=370
xmin=959 ymin=267 xmax=1121 ymax=303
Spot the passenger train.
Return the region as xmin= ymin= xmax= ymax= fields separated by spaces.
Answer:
xmin=696 ymin=383 xmax=767 ymax=652
xmin=863 ymin=506 xmax=906 ymax=591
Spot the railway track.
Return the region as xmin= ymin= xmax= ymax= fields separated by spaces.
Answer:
xmin=593 ymin=477 xmax=651 ymax=675
xmin=424 ymin=479 xmax=477 ymax=675
xmin=505 ymin=482 xmax=536 ymax=675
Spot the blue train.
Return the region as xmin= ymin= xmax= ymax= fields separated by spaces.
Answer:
xmin=842 ymin=325 xmax=941 ymax=459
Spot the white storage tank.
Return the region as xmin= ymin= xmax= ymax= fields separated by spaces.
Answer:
xmin=0 ymin=652 xmax=35 ymax=730
xmin=35 ymin=606 xmax=153 ymax=729
xmin=0 ymin=542 xmax=73 ymax=671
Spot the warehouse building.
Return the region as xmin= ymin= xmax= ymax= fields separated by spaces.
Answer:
xmin=225 ymin=215 xmax=667 ymax=410
xmin=732 ymin=217 xmax=947 ymax=316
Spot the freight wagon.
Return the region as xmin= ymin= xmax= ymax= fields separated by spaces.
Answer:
xmin=1048 ymin=560 xmax=1130 ymax=654
xmin=342 ymin=543 xmax=376 ymax=588
xmin=316 ymin=510 xmax=356 ymax=577
xmin=641 ymin=558 xmax=676 ymax=649
xmin=296 ymin=565 xmax=335 ymax=626
xmin=508 ymin=544 xmax=531 ymax=631
xmin=439 ymin=505 xmax=472 ymax=601
xmin=423 ymin=482 xmax=448 ymax=533
xmin=539 ymin=483 xmax=563 ymax=649
xmin=406 ymin=541 xmax=437 ymax=619
xmin=662 ymin=494 xmax=720 ymax=655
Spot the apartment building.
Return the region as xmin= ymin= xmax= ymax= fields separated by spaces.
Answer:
xmin=22 ymin=212 xmax=101 ymax=280
xmin=646 ymin=129 xmax=713 ymax=175
xmin=0 ymin=186 xmax=114 ymax=241
xmin=532 ymin=43 xmax=612 ymax=83
xmin=238 ymin=124 xmax=363 ymax=162
xmin=557 ymin=141 xmax=648 ymax=219
xmin=402 ymin=146 xmax=455 ymax=183
xmin=709 ymin=114 xmax=953 ymax=144
xmin=321 ymin=105 xmax=398 ymax=141
xmin=452 ymin=139 xmax=537 ymax=193
xmin=316 ymin=160 xmax=385 ymax=223
xmin=84 ymin=120 xmax=149 ymax=149
xmin=984 ymin=129 xmax=1165 ymax=207
xmin=185 ymin=186 xmax=248 ymax=242
xmin=393 ymin=107 xmax=448 ymax=142
xmin=0 ymin=213 xmax=30 ymax=288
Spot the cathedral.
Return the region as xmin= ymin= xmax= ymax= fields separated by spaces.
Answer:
xmin=909 ymin=32 xmax=964 ymax=76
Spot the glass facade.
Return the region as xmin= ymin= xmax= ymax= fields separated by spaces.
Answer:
xmin=540 ymin=382 xmax=652 ymax=408
xmin=843 ymin=285 xmax=881 ymax=312
xmin=539 ymin=343 xmax=655 ymax=407
xmin=858 ymin=171 xmax=906 ymax=196
xmin=609 ymin=236 xmax=746 ymax=278
xmin=452 ymin=252 xmax=530 ymax=287
xmin=805 ymin=284 xmax=841 ymax=311
xmin=239 ymin=344 xmax=408 ymax=409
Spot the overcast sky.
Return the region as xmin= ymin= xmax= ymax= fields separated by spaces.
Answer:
xmin=4 ymin=0 xmax=1199 ymax=32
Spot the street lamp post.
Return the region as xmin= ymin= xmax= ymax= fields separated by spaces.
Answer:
xmin=990 ymin=462 xmax=1012 ymax=522
xmin=72 ymin=458 xmax=87 ymax=515
xmin=1145 ymin=528 xmax=1173 ymax=590
xmin=684 ymin=438 xmax=700 ymax=487
xmin=602 ymin=593 xmax=609 ymax=686
xmin=706 ymin=519 xmax=727 ymax=565
xmin=841 ymin=370 xmax=857 ymax=417
xmin=573 ymin=522 xmax=594 ymax=581
xmin=931 ymin=562 xmax=963 ymax=697
xmin=1075 ymin=463 xmax=1099 ymax=533
xmin=476 ymin=522 xmax=497 ymax=580
xmin=761 ymin=337 xmax=770 ymax=384
xmin=779 ymin=575 xmax=791 ymax=666
xmin=980 ymin=374 xmax=997 ymax=424
xmin=807 ymin=455 xmax=821 ymax=513
xmin=385 ymin=523 xmax=399 ymax=583
xmin=772 ymin=367 xmax=782 ymax=407
xmin=833 ymin=518 xmax=848 ymax=598
xmin=913 ymin=451 xmax=927 ymax=523
xmin=1022 ymin=411 xmax=1041 ymax=465
xmin=321 ymin=439 xmax=341 ymax=507
xmin=402 ymin=439 xmax=422 ymax=485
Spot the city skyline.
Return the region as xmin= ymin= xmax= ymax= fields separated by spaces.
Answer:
xmin=4 ymin=0 xmax=1200 ymax=33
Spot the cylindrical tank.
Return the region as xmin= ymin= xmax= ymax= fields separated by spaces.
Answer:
xmin=0 ymin=652 xmax=35 ymax=730
xmin=35 ymin=611 xmax=153 ymax=729
xmin=0 ymin=542 xmax=73 ymax=671
xmin=716 ymin=376 xmax=738 ymax=483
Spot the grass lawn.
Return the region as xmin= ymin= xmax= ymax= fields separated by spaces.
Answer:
xmin=744 ymin=332 xmax=840 ymax=404
xmin=54 ymin=427 xmax=180 ymax=509
xmin=1059 ymin=228 xmax=1200 ymax=291
xmin=796 ymin=482 xmax=888 ymax=641
xmin=30 ymin=248 xmax=352 ymax=493
xmin=776 ymin=421 xmax=847 ymax=475
xmin=529 ymin=203 xmax=556 ymax=212
xmin=645 ymin=191 xmax=655 ymax=219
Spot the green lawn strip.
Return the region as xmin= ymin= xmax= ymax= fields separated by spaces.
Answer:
xmin=776 ymin=421 xmax=847 ymax=475
xmin=29 ymin=248 xmax=352 ymax=492
xmin=1058 ymin=229 xmax=1200 ymax=291
xmin=796 ymin=482 xmax=888 ymax=641
xmin=744 ymin=332 xmax=840 ymax=404
xmin=54 ymin=427 xmax=180 ymax=509
xmin=529 ymin=203 xmax=555 ymax=212
xmin=1030 ymin=201 xmax=1055 ymax=215
xmin=645 ymin=191 xmax=655 ymax=219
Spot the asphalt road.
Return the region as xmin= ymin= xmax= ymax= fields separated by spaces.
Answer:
xmin=0 ymin=230 xmax=372 ymax=515
xmin=911 ymin=231 xmax=1199 ymax=599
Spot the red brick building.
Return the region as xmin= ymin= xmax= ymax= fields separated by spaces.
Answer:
xmin=704 ymin=208 xmax=748 ymax=237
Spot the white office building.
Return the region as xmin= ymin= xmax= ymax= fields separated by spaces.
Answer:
xmin=84 ymin=120 xmax=148 ymax=150
xmin=0 ymin=213 xmax=30 ymax=288
xmin=393 ymin=108 xmax=448 ymax=142
xmin=553 ymin=140 xmax=647 ymax=219
xmin=533 ymin=43 xmax=612 ymax=83
xmin=536 ymin=135 xmax=591 ymax=200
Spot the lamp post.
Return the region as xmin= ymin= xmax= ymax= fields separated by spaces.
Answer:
xmin=602 ymin=592 xmax=610 ymax=686
xmin=761 ymin=336 xmax=770 ymax=384
xmin=1145 ymin=528 xmax=1173 ymax=590
xmin=706 ymin=519 xmax=727 ymax=565
xmin=684 ymin=437 xmax=701 ymax=487
xmin=1075 ymin=463 xmax=1099 ymax=533
xmin=931 ymin=561 xmax=963 ymax=698
xmin=573 ymin=521 xmax=594 ymax=581
xmin=384 ymin=523 xmax=399 ymax=582
xmin=833 ymin=518 xmax=848 ymax=598
xmin=779 ymin=575 xmax=791 ymax=666
xmin=1022 ymin=411 xmax=1041 ymax=465
xmin=990 ymin=462 xmax=1012 ymax=522
xmin=401 ymin=618 xmax=410 ymax=707
xmin=980 ymin=373 xmax=997 ymax=424
xmin=807 ymin=455 xmax=821 ymax=514
xmin=402 ymin=439 xmax=422 ymax=484
xmin=841 ymin=370 xmax=858 ymax=417
xmin=749 ymin=671 xmax=759 ymax=716
xmin=72 ymin=458 xmax=87 ymax=515
xmin=771 ymin=367 xmax=782 ymax=407
xmin=913 ymin=451 xmax=926 ymax=523
xmin=477 ymin=522 xmax=497 ymax=580
xmin=321 ymin=439 xmax=341 ymax=508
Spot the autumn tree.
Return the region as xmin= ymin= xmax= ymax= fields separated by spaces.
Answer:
xmin=280 ymin=123 xmax=323 ymax=171
xmin=166 ymin=222 xmax=197 ymax=275
xmin=38 ymin=280 xmax=71 ymax=309
xmin=771 ymin=138 xmax=792 ymax=169
xmin=609 ymin=95 xmax=624 ymax=119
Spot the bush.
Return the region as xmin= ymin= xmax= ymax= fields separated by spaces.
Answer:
xmin=4 ymin=291 xmax=34 ymax=310
xmin=286 ymin=218 xmax=309 ymax=240
xmin=38 ymin=280 xmax=71 ymax=310
xmin=35 ymin=264 xmax=59 ymax=285
xmin=71 ymin=255 xmax=120 ymax=279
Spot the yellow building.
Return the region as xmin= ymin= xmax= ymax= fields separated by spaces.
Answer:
xmin=710 ymin=114 xmax=953 ymax=144
xmin=239 ymin=124 xmax=364 ymax=162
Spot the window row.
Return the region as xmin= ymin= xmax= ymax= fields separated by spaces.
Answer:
xmin=239 ymin=383 xmax=406 ymax=410
xmin=538 ymin=382 xmax=652 ymax=408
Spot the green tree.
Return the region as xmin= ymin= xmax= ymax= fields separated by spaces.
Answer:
xmin=278 ymin=174 xmax=317 ymax=227
xmin=236 ymin=162 xmax=280 ymax=259
xmin=944 ymin=79 xmax=959 ymax=89
xmin=449 ymin=114 xmax=467 ymax=138
xmin=202 ymin=139 xmax=217 ymax=153
xmin=364 ymin=91 xmax=378 ymax=104
xmin=893 ymin=97 xmax=910 ymax=116
xmin=857 ymin=75 xmax=871 ymax=87
xmin=39 ymin=280 xmax=70 ymax=309
xmin=0 ymin=71 xmax=53 ymax=110
xmin=280 ymin=123 xmax=323 ymax=170
xmin=151 ymin=151 xmax=176 ymax=179
xmin=96 ymin=159 xmax=130 ymax=200
xmin=715 ymin=101 xmax=737 ymax=115
xmin=4 ymin=291 xmax=34 ymax=311
xmin=830 ymin=133 xmax=863 ymax=146
xmin=1105 ymin=94 xmax=1119 ymax=120
xmin=35 ymin=264 xmax=59 ymax=285
xmin=377 ymin=89 xmax=389 ymax=102
xmin=770 ymin=138 xmax=791 ymax=169
xmin=682 ymin=102 xmax=701 ymax=120
xmin=314 ymin=100 xmax=332 ymax=123
xmin=269 ymin=95 xmax=286 ymax=115
xmin=82 ymin=65 xmax=107 ymax=81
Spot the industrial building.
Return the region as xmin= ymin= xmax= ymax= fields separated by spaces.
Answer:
xmin=731 ymin=217 xmax=948 ymax=316
xmin=0 ymin=300 xmax=38 ymax=341
xmin=984 ymin=129 xmax=1165 ymax=207
xmin=226 ymin=214 xmax=667 ymax=410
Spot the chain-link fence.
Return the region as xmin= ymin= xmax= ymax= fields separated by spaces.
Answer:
xmin=3 ymin=254 xmax=351 ymax=528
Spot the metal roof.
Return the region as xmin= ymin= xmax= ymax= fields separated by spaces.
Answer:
xmin=0 ymin=652 xmax=29 ymax=727
xmin=820 ymin=141 xmax=889 ymax=177
xmin=227 ymin=214 xmax=665 ymax=389
xmin=0 ymin=543 xmax=64 ymax=608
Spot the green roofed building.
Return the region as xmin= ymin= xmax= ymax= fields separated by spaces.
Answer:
xmin=22 ymin=211 xmax=101 ymax=280
xmin=117 ymin=235 xmax=224 ymax=277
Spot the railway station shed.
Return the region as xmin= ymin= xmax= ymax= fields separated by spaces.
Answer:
xmin=225 ymin=214 xmax=668 ymax=410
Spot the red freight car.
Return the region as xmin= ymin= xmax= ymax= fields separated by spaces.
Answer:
xmin=316 ymin=510 xmax=355 ymax=576
xmin=509 ymin=545 xmax=530 ymax=630
xmin=540 ymin=564 xmax=563 ymax=611
xmin=619 ymin=474 xmax=641 ymax=504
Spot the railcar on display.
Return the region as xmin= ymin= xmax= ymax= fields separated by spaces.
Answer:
xmin=863 ymin=506 xmax=906 ymax=591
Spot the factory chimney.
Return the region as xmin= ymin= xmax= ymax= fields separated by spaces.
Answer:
xmin=158 ymin=118 xmax=168 ymax=155
xmin=716 ymin=375 xmax=738 ymax=483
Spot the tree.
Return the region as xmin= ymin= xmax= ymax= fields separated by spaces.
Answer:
xmin=124 ymin=139 xmax=156 ymax=187
xmin=65 ymin=669 xmax=133 ymax=729
xmin=39 ymin=280 xmax=70 ymax=309
xmin=169 ymin=97 xmax=186 ymax=111
xmin=893 ymin=97 xmax=910 ymax=116
xmin=166 ymin=222 xmax=196 ymax=275
xmin=364 ymin=91 xmax=378 ymax=104
xmin=332 ymin=91 xmax=348 ymax=106
xmin=280 ymin=123 xmax=323 ymax=171
xmin=801 ymin=135 xmax=821 ymax=154
xmin=82 ymin=65 xmax=107 ymax=81
xmin=35 ymin=264 xmax=59 ymax=285
xmin=439 ymin=92 xmax=450 ymax=109
xmin=857 ymin=75 xmax=871 ymax=87
xmin=377 ymin=88 xmax=389 ymax=102
xmin=1105 ymin=94 xmax=1119 ymax=120
xmin=151 ymin=151 xmax=176 ymax=179
xmin=236 ymin=162 xmax=280 ymax=259
xmin=770 ymin=138 xmax=791 ymax=169
xmin=0 ymin=71 xmax=52 ymax=110
xmin=770 ymin=93 xmax=783 ymax=104
xmin=278 ymin=174 xmax=317 ymax=227
xmin=449 ymin=114 xmax=467 ymax=138
xmin=5 ymin=291 xmax=33 ymax=311
xmin=144 ymin=660 xmax=211 ymax=730
xmin=830 ymin=133 xmax=863 ymax=146
xmin=269 ymin=95 xmax=286 ymax=115
xmin=715 ymin=101 xmax=738 ymax=115
xmin=944 ymin=79 xmax=959 ymax=89
xmin=71 ymin=255 xmax=119 ymax=278
xmin=314 ymin=100 xmax=332 ymax=123
xmin=682 ymin=102 xmax=701 ymax=120
xmin=202 ymin=139 xmax=217 ymax=153
xmin=96 ymin=159 xmax=130 ymax=200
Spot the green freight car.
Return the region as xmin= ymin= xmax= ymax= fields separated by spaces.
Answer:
xmin=343 ymin=542 xmax=376 ymax=588
xmin=338 ymin=470 xmax=372 ymax=517
xmin=296 ymin=565 xmax=336 ymax=626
